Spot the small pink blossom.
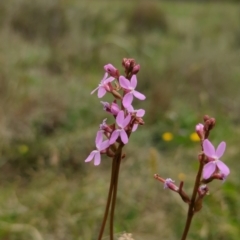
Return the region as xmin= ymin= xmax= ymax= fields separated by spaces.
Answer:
xmin=127 ymin=105 xmax=145 ymax=132
xmin=109 ymin=111 xmax=131 ymax=144
xmin=85 ymin=132 xmax=110 ymax=166
xmin=91 ymin=73 xmax=115 ymax=98
xmin=119 ymin=75 xmax=146 ymax=108
xmin=202 ymin=139 xmax=230 ymax=179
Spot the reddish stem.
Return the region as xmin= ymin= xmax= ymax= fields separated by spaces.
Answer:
xmin=180 ymin=159 xmax=204 ymax=240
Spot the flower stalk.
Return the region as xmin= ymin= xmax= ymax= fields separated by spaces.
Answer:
xmin=85 ymin=59 xmax=146 ymax=239
xmin=154 ymin=115 xmax=230 ymax=240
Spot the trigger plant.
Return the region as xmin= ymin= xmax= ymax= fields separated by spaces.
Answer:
xmin=154 ymin=115 xmax=230 ymax=240
xmin=84 ymin=59 xmax=145 ymax=240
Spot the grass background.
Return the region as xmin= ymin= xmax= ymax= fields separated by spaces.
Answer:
xmin=0 ymin=0 xmax=240 ymax=239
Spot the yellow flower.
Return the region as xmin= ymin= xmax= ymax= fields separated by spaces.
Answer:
xmin=190 ymin=132 xmax=200 ymax=142
xmin=17 ymin=145 xmax=29 ymax=154
xmin=178 ymin=173 xmax=186 ymax=181
xmin=162 ymin=132 xmax=173 ymax=142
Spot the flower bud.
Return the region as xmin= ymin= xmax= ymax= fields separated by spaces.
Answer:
xmin=195 ymin=123 xmax=204 ymax=140
xmin=164 ymin=178 xmax=179 ymax=192
xmin=132 ymin=64 xmax=140 ymax=74
xmin=104 ymin=64 xmax=119 ymax=78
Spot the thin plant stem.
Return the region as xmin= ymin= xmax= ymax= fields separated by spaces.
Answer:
xmin=109 ymin=147 xmax=123 ymax=240
xmin=180 ymin=154 xmax=204 ymax=240
xmin=97 ymin=154 xmax=117 ymax=240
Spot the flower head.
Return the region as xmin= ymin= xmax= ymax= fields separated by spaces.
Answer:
xmin=119 ymin=75 xmax=146 ymax=108
xmin=91 ymin=73 xmax=115 ymax=98
xmin=202 ymin=139 xmax=230 ymax=179
xmin=85 ymin=132 xmax=110 ymax=166
xmin=109 ymin=111 xmax=131 ymax=144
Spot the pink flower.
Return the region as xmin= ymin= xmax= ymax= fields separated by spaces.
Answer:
xmin=127 ymin=105 xmax=145 ymax=132
xmin=202 ymin=139 xmax=230 ymax=179
xmin=85 ymin=132 xmax=110 ymax=166
xmin=119 ymin=75 xmax=146 ymax=108
xmin=91 ymin=73 xmax=115 ymax=98
xmin=109 ymin=111 xmax=131 ymax=144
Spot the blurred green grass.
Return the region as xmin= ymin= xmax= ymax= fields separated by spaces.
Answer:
xmin=0 ymin=0 xmax=240 ymax=239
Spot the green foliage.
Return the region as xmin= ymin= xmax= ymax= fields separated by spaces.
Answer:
xmin=0 ymin=0 xmax=239 ymax=239
xmin=127 ymin=2 xmax=168 ymax=34
xmin=10 ymin=0 xmax=68 ymax=43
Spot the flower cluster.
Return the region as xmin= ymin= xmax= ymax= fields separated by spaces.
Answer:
xmin=155 ymin=115 xmax=230 ymax=213
xmin=85 ymin=60 xmax=146 ymax=166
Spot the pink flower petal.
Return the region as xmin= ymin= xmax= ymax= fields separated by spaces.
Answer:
xmin=111 ymin=102 xmax=120 ymax=115
xmin=203 ymin=139 xmax=215 ymax=158
xmin=99 ymin=140 xmax=110 ymax=151
xmin=216 ymin=142 xmax=226 ymax=158
xmin=116 ymin=111 xmax=124 ymax=126
xmin=136 ymin=109 xmax=145 ymax=117
xmin=216 ymin=160 xmax=230 ymax=177
xmin=122 ymin=93 xmax=133 ymax=108
xmin=132 ymin=124 xmax=138 ymax=132
xmin=120 ymin=130 xmax=128 ymax=144
xmin=122 ymin=114 xmax=131 ymax=128
xmin=130 ymin=75 xmax=137 ymax=89
xmin=133 ymin=90 xmax=146 ymax=100
xmin=85 ymin=151 xmax=96 ymax=162
xmin=109 ymin=130 xmax=119 ymax=144
xmin=119 ymin=76 xmax=130 ymax=89
xmin=101 ymin=72 xmax=108 ymax=82
xmin=98 ymin=87 xmax=106 ymax=98
xmin=105 ymin=76 xmax=115 ymax=84
xmin=203 ymin=162 xmax=216 ymax=179
xmin=127 ymin=105 xmax=134 ymax=113
xmin=94 ymin=152 xmax=101 ymax=166
xmin=95 ymin=131 xmax=103 ymax=148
